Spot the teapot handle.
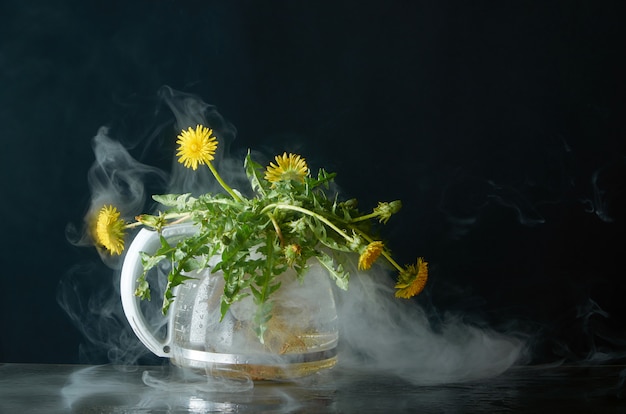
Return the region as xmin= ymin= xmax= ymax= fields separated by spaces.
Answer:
xmin=120 ymin=224 xmax=197 ymax=358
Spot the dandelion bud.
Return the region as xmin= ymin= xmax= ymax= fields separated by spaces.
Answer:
xmin=348 ymin=233 xmax=364 ymax=252
xmin=374 ymin=200 xmax=402 ymax=224
xmin=135 ymin=214 xmax=164 ymax=230
xmin=284 ymin=244 xmax=302 ymax=266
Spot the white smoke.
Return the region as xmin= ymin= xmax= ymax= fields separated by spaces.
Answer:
xmin=439 ymin=172 xmax=546 ymax=240
xmin=583 ymin=157 xmax=626 ymax=223
xmin=335 ymin=262 xmax=525 ymax=385
xmin=64 ymin=126 xmax=167 ymax=267
xmin=61 ymin=87 xmax=526 ymax=384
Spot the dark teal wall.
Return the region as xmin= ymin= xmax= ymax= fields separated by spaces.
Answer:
xmin=1 ymin=0 xmax=625 ymax=364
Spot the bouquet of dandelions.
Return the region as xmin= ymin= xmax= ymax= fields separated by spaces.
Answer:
xmin=94 ymin=125 xmax=428 ymax=341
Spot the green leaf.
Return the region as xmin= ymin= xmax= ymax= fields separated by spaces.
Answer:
xmin=161 ymin=278 xmax=177 ymax=315
xmin=134 ymin=276 xmax=151 ymax=301
xmin=250 ymin=284 xmax=261 ymax=301
xmin=140 ymin=252 xmax=167 ymax=271
xmin=173 ymin=249 xmax=187 ymax=262
xmin=181 ymin=256 xmax=209 ymax=272
xmin=158 ymin=235 xmax=172 ymax=252
xmin=267 ymin=281 xmax=282 ymax=296
xmin=244 ymin=149 xmax=268 ymax=197
xmin=316 ymin=252 xmax=350 ymax=290
xmin=169 ymin=271 xmax=195 ymax=286
xmin=306 ymin=168 xmax=336 ymax=190
xmin=306 ymin=216 xmax=351 ymax=252
xmin=152 ymin=193 xmax=195 ymax=210
xmin=219 ymin=296 xmax=231 ymax=321
xmin=253 ymin=300 xmax=274 ymax=343
xmin=219 ymin=292 xmax=251 ymax=321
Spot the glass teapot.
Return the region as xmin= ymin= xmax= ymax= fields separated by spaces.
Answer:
xmin=120 ymin=223 xmax=339 ymax=380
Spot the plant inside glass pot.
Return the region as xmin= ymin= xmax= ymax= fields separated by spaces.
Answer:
xmin=92 ymin=124 xmax=428 ymax=378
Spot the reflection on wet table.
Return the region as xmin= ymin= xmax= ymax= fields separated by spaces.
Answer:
xmin=0 ymin=363 xmax=624 ymax=413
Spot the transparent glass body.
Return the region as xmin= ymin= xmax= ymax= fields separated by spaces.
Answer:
xmin=121 ymin=224 xmax=338 ymax=380
xmin=170 ymin=263 xmax=339 ymax=379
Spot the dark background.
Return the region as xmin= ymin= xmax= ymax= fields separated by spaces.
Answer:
xmin=1 ymin=1 xmax=624 ymax=365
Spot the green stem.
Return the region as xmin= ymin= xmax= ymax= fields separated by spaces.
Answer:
xmin=350 ymin=211 xmax=380 ymax=223
xmin=255 ymin=231 xmax=275 ymax=343
xmin=167 ymin=215 xmax=192 ymax=226
xmin=267 ymin=213 xmax=285 ymax=246
xmin=207 ymin=161 xmax=243 ymax=202
xmin=261 ymin=203 xmax=355 ymax=243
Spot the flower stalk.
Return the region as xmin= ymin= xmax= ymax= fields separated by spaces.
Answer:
xmin=207 ymin=160 xmax=243 ymax=202
xmin=260 ymin=203 xmax=356 ymax=244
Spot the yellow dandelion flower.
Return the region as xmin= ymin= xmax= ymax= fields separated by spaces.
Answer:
xmin=95 ymin=205 xmax=126 ymax=255
xmin=265 ymin=152 xmax=308 ymax=184
xmin=358 ymin=241 xmax=384 ymax=270
xmin=176 ymin=124 xmax=218 ymax=170
xmin=395 ymin=257 xmax=428 ymax=299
